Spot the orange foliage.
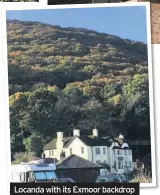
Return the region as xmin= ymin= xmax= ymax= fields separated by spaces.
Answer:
xmin=31 ymin=66 xmax=41 ymax=71
xmin=15 ymin=92 xmax=21 ymax=100
xmin=10 ymin=50 xmax=22 ymax=57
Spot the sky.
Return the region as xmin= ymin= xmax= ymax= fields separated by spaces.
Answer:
xmin=6 ymin=6 xmax=147 ymax=43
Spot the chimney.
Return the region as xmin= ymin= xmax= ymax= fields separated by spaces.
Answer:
xmin=56 ymin=132 xmax=64 ymax=149
xmin=93 ymin=128 xmax=98 ymax=137
xmin=73 ymin=129 xmax=80 ymax=137
xmin=119 ymin=133 xmax=124 ymax=139
xmin=57 ymin=131 xmax=63 ymax=141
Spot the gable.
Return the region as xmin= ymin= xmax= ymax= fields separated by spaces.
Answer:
xmin=65 ymin=136 xmax=87 ymax=148
xmin=110 ymin=142 xmax=120 ymax=148
xmin=121 ymin=143 xmax=129 ymax=148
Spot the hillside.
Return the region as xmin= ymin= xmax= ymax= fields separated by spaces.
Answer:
xmin=7 ymin=20 xmax=150 ymax=157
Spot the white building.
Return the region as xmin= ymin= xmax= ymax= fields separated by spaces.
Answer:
xmin=44 ymin=129 xmax=133 ymax=174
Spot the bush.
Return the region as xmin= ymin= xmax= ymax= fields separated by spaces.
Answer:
xmin=131 ymin=171 xmax=152 ymax=183
xmin=12 ymin=152 xmax=38 ymax=164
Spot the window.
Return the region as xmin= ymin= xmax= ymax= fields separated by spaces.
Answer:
xmin=124 ymin=150 xmax=127 ymax=156
xmin=125 ymin=161 xmax=127 ymax=167
xmin=129 ymin=161 xmax=132 ymax=168
xmin=114 ymin=161 xmax=116 ymax=168
xmin=70 ymin=148 xmax=72 ymax=155
xmin=129 ymin=150 xmax=131 ymax=155
xmin=113 ymin=150 xmax=115 ymax=155
xmin=95 ymin=148 xmax=100 ymax=155
xmin=103 ymin=147 xmax=106 ymax=154
xmin=118 ymin=157 xmax=123 ymax=169
xmin=52 ymin=150 xmax=54 ymax=156
xmin=34 ymin=172 xmax=46 ymax=180
xmin=19 ymin=173 xmax=25 ymax=182
xmin=49 ymin=150 xmax=52 ymax=156
xmin=81 ymin=147 xmax=84 ymax=154
xmin=45 ymin=171 xmax=57 ymax=180
xmin=117 ymin=150 xmax=120 ymax=155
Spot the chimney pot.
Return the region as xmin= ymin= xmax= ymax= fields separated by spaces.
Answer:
xmin=119 ymin=133 xmax=124 ymax=139
xmin=73 ymin=129 xmax=80 ymax=137
xmin=93 ymin=128 xmax=98 ymax=137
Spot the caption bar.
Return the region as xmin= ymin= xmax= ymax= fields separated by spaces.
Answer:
xmin=11 ymin=183 xmax=139 ymax=195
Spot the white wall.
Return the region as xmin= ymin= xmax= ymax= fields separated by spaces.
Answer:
xmin=44 ymin=139 xmax=133 ymax=174
xmin=110 ymin=142 xmax=133 ymax=173
xmin=66 ymin=137 xmax=89 ymax=160
xmin=92 ymin=146 xmax=109 ymax=164
xmin=44 ymin=149 xmax=57 ymax=158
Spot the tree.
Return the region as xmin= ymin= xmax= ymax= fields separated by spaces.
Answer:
xmin=23 ymin=133 xmax=42 ymax=156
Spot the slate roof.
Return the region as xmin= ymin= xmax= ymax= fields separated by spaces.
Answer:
xmin=44 ymin=134 xmax=128 ymax=150
xmin=112 ymin=146 xmax=121 ymax=149
xmin=41 ymin=158 xmax=58 ymax=164
xmin=44 ymin=137 xmax=72 ymax=150
xmin=122 ymin=147 xmax=131 ymax=150
xmin=56 ymin=154 xmax=102 ymax=169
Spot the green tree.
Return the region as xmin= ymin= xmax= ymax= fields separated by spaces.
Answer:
xmin=23 ymin=133 xmax=42 ymax=156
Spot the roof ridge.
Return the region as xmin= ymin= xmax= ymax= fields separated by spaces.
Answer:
xmin=57 ymin=154 xmax=102 ymax=168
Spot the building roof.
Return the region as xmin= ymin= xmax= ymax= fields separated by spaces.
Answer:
xmin=122 ymin=147 xmax=131 ymax=150
xmin=44 ymin=137 xmax=72 ymax=150
xmin=112 ymin=146 xmax=121 ymax=149
xmin=44 ymin=134 xmax=128 ymax=150
xmin=56 ymin=154 xmax=102 ymax=169
xmin=42 ymin=158 xmax=58 ymax=164
xmin=64 ymin=135 xmax=112 ymax=148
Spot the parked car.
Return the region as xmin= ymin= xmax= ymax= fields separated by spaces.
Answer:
xmin=95 ymin=174 xmax=129 ymax=183
xmin=57 ymin=178 xmax=76 ymax=183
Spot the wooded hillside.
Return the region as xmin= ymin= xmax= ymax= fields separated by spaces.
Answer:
xmin=7 ymin=20 xmax=150 ymax=157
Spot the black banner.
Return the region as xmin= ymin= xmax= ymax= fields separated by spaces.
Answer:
xmin=10 ymin=183 xmax=139 ymax=195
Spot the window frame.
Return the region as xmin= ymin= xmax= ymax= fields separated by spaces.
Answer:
xmin=103 ymin=147 xmax=106 ymax=154
xmin=118 ymin=157 xmax=123 ymax=169
xmin=95 ymin=147 xmax=100 ymax=155
xmin=81 ymin=147 xmax=84 ymax=154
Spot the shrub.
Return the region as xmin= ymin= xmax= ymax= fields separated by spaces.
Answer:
xmin=12 ymin=152 xmax=38 ymax=164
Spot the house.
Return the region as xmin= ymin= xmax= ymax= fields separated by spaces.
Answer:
xmin=56 ymin=154 xmax=102 ymax=182
xmin=44 ymin=129 xmax=133 ymax=174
